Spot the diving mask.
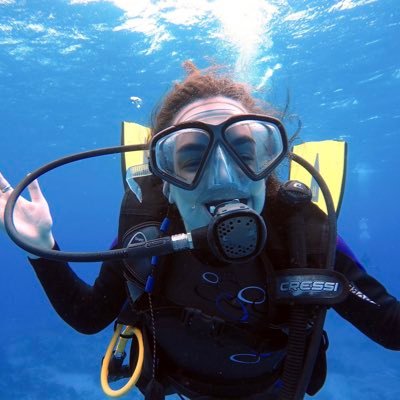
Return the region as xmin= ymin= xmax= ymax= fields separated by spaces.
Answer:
xmin=149 ymin=114 xmax=288 ymax=190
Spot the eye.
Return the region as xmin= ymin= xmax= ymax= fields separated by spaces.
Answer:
xmin=224 ymin=124 xmax=257 ymax=161
xmin=233 ymin=141 xmax=257 ymax=164
xmin=177 ymin=155 xmax=203 ymax=172
xmin=237 ymin=145 xmax=256 ymax=161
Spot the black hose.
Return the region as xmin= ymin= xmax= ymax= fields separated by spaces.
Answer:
xmin=4 ymin=144 xmax=148 ymax=261
xmin=289 ymin=153 xmax=337 ymax=270
xmin=278 ymin=152 xmax=337 ymax=400
xmin=279 ymin=307 xmax=309 ymax=399
xmin=278 ymin=184 xmax=309 ymax=400
xmin=291 ymin=153 xmax=337 ymax=399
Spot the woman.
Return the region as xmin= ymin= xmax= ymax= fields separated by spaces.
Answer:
xmin=1 ymin=62 xmax=399 ymax=399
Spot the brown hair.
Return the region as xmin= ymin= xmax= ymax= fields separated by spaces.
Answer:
xmin=151 ymin=60 xmax=282 ymax=197
xmin=151 ymin=60 xmax=279 ymax=134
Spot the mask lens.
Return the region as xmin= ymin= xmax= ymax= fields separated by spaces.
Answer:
xmin=154 ymin=128 xmax=211 ymax=186
xmin=224 ymin=120 xmax=284 ymax=176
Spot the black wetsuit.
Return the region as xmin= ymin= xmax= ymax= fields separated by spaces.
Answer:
xmin=25 ymin=184 xmax=400 ymax=398
xmin=28 ymin=233 xmax=400 ymax=398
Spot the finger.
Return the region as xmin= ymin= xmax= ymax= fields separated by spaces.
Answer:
xmin=0 ymin=172 xmax=13 ymax=195
xmin=27 ymin=179 xmax=44 ymax=202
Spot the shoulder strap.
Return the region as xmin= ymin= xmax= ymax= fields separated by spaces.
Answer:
xmin=264 ymin=199 xmax=329 ymax=269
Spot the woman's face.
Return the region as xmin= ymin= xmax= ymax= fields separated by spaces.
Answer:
xmin=165 ymin=96 xmax=266 ymax=231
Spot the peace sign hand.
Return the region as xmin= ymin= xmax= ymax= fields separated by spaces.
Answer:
xmin=0 ymin=172 xmax=55 ymax=255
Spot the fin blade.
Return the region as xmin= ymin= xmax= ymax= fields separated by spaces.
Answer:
xmin=290 ymin=140 xmax=347 ymax=216
xmin=121 ymin=122 xmax=151 ymax=189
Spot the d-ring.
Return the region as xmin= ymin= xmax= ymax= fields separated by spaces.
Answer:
xmin=1 ymin=185 xmax=12 ymax=193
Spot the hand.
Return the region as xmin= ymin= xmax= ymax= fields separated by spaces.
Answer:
xmin=0 ymin=172 xmax=55 ymax=256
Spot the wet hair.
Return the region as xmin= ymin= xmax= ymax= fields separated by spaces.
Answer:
xmin=151 ymin=60 xmax=282 ymax=197
xmin=151 ymin=60 xmax=280 ymax=134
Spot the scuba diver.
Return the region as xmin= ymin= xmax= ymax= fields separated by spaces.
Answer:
xmin=0 ymin=61 xmax=399 ymax=400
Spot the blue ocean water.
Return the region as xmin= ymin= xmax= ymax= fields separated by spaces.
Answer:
xmin=0 ymin=0 xmax=399 ymax=399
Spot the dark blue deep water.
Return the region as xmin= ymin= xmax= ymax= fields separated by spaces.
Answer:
xmin=0 ymin=0 xmax=399 ymax=398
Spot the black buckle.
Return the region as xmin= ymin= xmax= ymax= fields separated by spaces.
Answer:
xmin=181 ymin=307 xmax=225 ymax=337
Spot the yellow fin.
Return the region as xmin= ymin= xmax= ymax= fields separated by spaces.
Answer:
xmin=121 ymin=122 xmax=151 ymax=170
xmin=290 ymin=140 xmax=347 ymax=216
xmin=121 ymin=122 xmax=151 ymax=189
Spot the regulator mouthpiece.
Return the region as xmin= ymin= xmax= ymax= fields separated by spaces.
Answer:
xmin=206 ymin=200 xmax=267 ymax=263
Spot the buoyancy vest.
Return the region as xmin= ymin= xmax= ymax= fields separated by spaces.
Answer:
xmin=116 ymin=176 xmax=329 ymax=398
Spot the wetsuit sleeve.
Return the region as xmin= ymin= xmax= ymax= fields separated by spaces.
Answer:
xmin=333 ymin=240 xmax=400 ymax=350
xmin=29 ymin=242 xmax=127 ymax=335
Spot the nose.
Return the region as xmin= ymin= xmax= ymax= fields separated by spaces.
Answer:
xmin=208 ymin=145 xmax=235 ymax=186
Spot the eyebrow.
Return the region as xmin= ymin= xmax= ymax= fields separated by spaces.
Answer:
xmin=176 ymin=142 xmax=209 ymax=155
xmin=229 ymin=136 xmax=256 ymax=146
